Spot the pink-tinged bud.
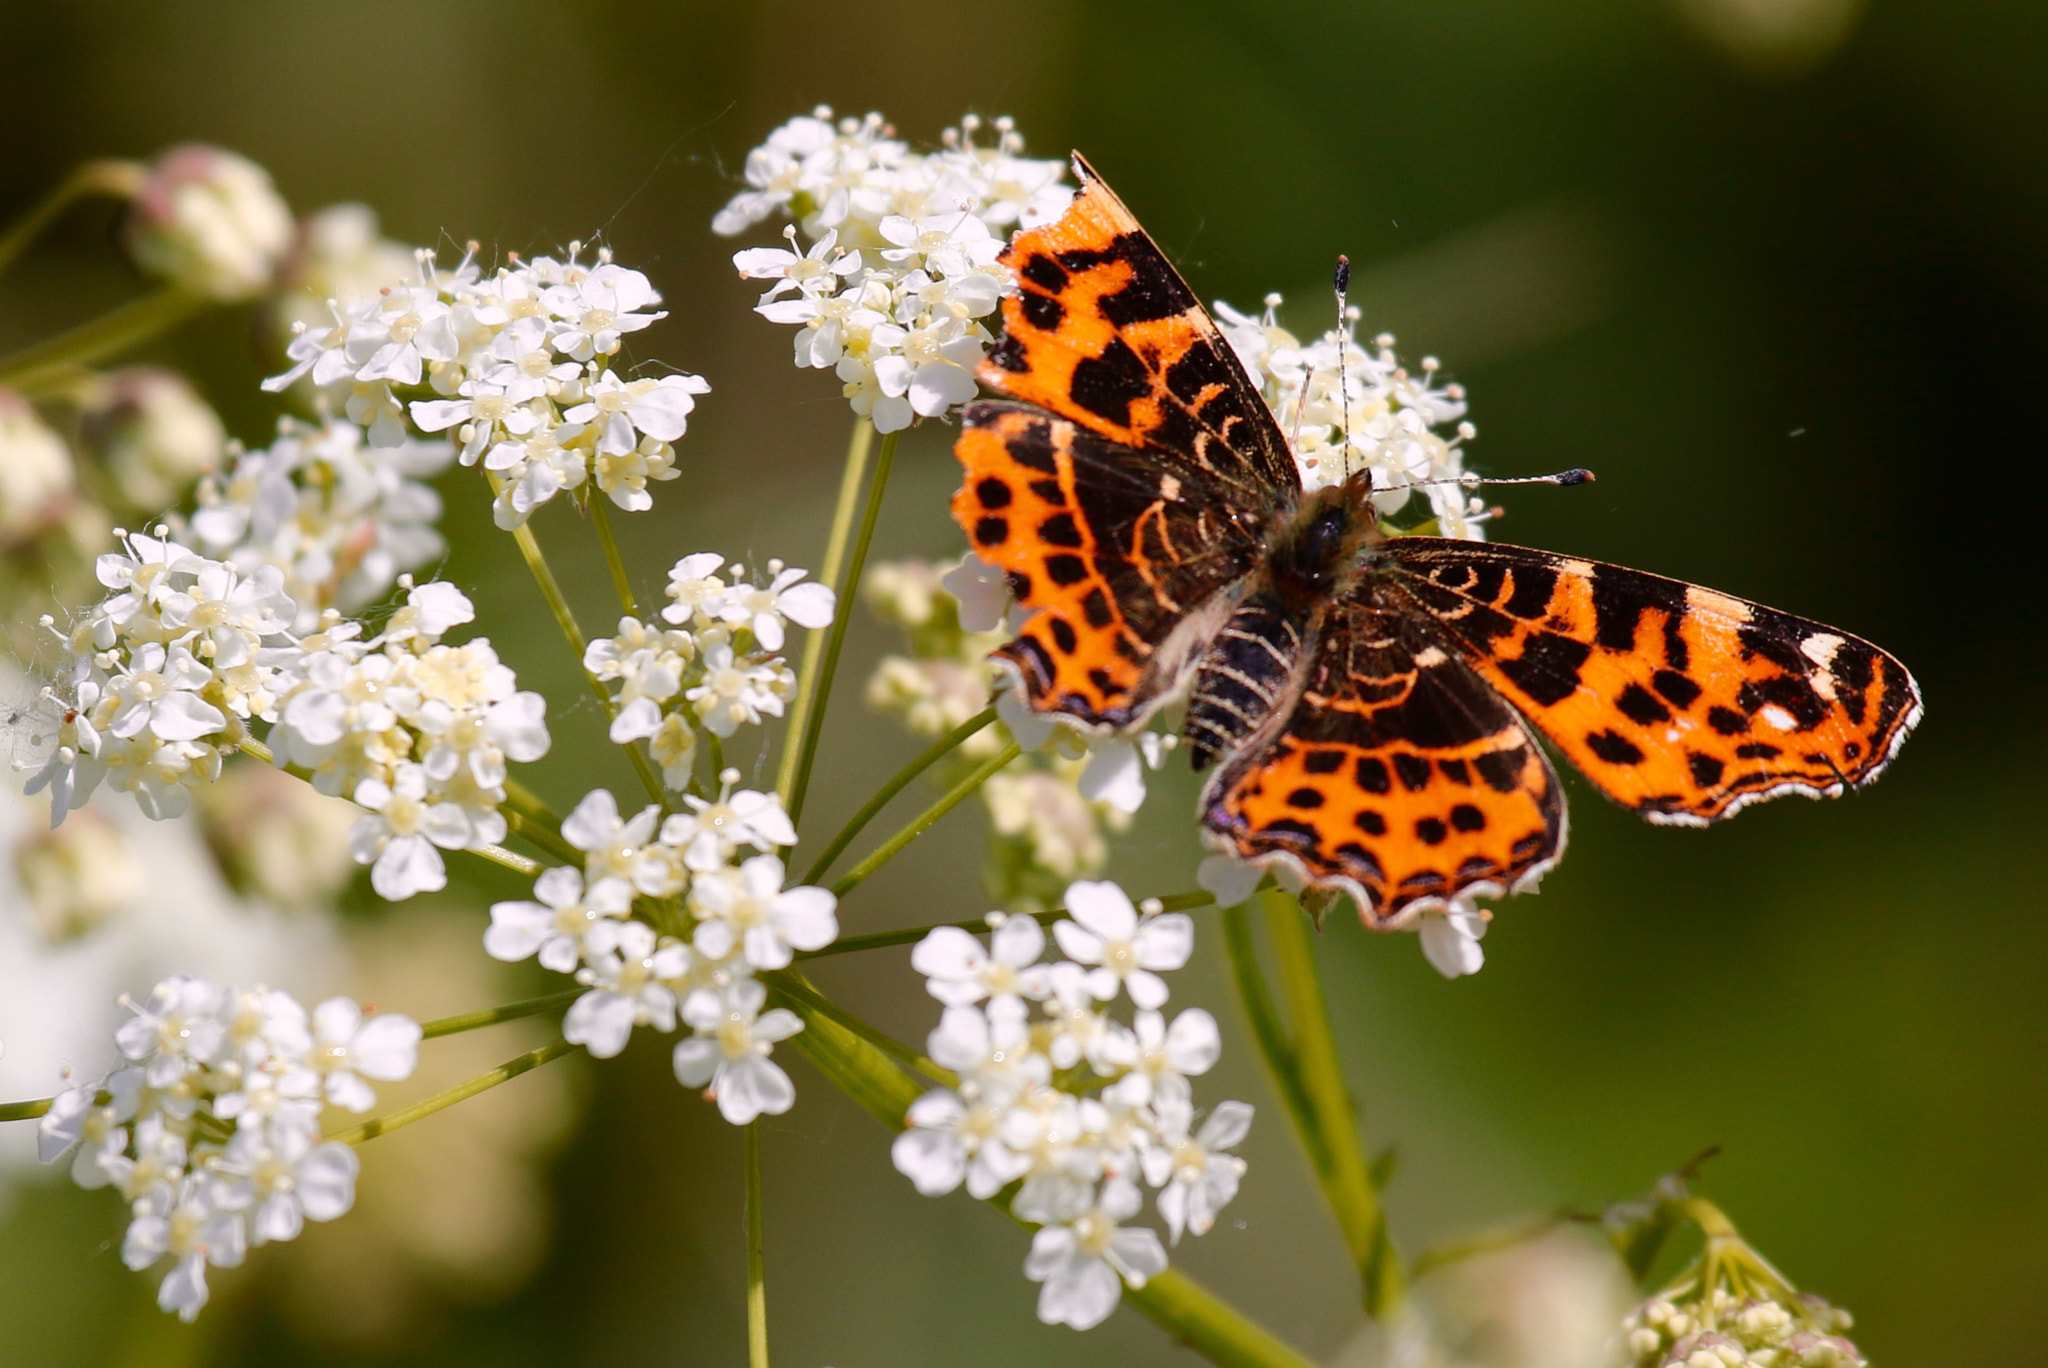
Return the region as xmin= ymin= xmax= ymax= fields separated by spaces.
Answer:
xmin=124 ymin=145 xmax=294 ymax=301
xmin=77 ymin=367 xmax=225 ymax=510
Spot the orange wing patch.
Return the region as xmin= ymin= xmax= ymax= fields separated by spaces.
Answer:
xmin=1201 ymin=603 xmax=1565 ymax=924
xmin=980 ymin=155 xmax=1299 ymax=499
xmin=1386 ymin=539 xmax=1923 ymax=824
xmin=953 ymin=402 xmax=1259 ymax=727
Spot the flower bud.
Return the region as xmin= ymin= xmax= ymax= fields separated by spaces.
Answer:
xmin=0 ymin=390 xmax=75 ymax=537
xmin=124 ymin=145 xmax=294 ymax=301
xmin=77 ymin=367 xmax=225 ymax=510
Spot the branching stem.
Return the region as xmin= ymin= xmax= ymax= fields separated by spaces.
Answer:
xmin=828 ymin=739 xmax=1020 ymax=898
xmin=328 ymin=1039 xmax=577 ymax=1146
xmin=799 ymin=705 xmax=996 ymax=885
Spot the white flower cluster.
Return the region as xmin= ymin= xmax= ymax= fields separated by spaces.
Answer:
xmin=264 ymin=242 xmax=707 ymax=529
xmin=485 ymin=781 xmax=837 ymax=1126
xmin=185 ymin=416 xmax=454 ymax=634
xmin=271 ymin=581 xmax=550 ymax=900
xmin=718 ymin=109 xmax=1072 ymax=433
xmin=1213 ymin=295 xmax=1485 ymax=539
xmin=27 ymin=541 xmax=552 ymax=902
xmin=36 ymin=973 xmax=420 ymax=1321
xmin=1622 ymin=1288 xmax=1866 ymax=1368
xmin=28 ymin=530 xmax=302 ymax=823
xmin=891 ymin=880 xmax=1252 ymax=1331
xmin=584 ymin=551 xmax=832 ymax=790
xmin=862 ymin=557 xmax=1171 ymax=911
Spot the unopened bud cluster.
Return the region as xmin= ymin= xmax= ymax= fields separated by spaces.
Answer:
xmin=1623 ymin=1281 xmax=1867 ymax=1366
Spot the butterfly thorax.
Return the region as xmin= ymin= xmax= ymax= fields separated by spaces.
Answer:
xmin=1182 ymin=477 xmax=1385 ymax=772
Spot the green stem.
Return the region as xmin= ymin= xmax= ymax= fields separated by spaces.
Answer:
xmin=494 ymin=476 xmax=667 ymax=806
xmin=1408 ymin=1211 xmax=1569 ymax=1281
xmin=775 ymin=419 xmax=874 ymax=809
xmin=0 ymin=288 xmax=209 ymax=398
xmin=0 ymin=1097 xmax=53 ymax=1122
xmin=766 ymin=970 xmax=954 ymax=1086
xmin=0 ymin=158 xmax=144 ymax=279
xmin=828 ymin=739 xmax=1020 ymax=899
xmin=588 ymin=493 xmax=640 ymax=617
xmin=419 ymin=989 xmax=582 ymax=1039
xmin=773 ymin=987 xmax=1315 ymax=1368
xmin=745 ymin=1121 xmax=770 ymax=1368
xmin=800 ymin=890 xmax=1215 ymax=961
xmin=799 ymin=705 xmax=997 ymax=885
xmin=502 ymin=777 xmax=581 ymax=866
xmin=1260 ymin=890 xmax=1404 ymax=1316
xmin=785 ymin=429 xmax=897 ymax=825
xmin=328 ymin=1038 xmax=578 ymax=1146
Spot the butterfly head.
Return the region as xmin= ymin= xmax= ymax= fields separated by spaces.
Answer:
xmin=1268 ymin=473 xmax=1383 ymax=609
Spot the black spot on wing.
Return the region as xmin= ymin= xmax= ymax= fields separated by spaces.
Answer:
xmin=1093 ymin=232 xmax=1199 ymax=326
xmin=1616 ymin=683 xmax=1671 ymax=726
xmin=1354 ymin=756 xmax=1391 ymax=793
xmin=1591 ymin=568 xmax=1687 ymax=652
xmin=987 ymin=335 xmax=1029 ymax=373
xmin=1045 ymin=555 xmax=1088 ymax=586
xmin=1020 ymin=292 xmax=1065 ymax=331
xmin=1392 ymin=753 xmax=1432 ymax=791
xmin=975 ymin=477 xmax=1012 ymax=509
xmin=1502 ymin=565 xmax=1558 ymax=620
xmin=1497 ymin=634 xmax=1592 ymax=706
xmin=1652 ymin=669 xmax=1702 ymax=709
xmin=1068 ymin=336 xmax=1154 ymax=428
xmin=1038 ymin=513 xmax=1083 ymax=548
xmin=1302 ymin=750 xmax=1345 ymax=775
xmin=1020 ymin=254 xmax=1067 ymax=291
xmin=1047 ymin=617 xmax=1077 ymax=653
xmin=1687 ymin=752 xmax=1725 ymax=786
xmin=1585 ymin=729 xmax=1646 ymax=765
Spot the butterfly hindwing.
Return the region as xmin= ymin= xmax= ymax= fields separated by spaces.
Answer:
xmin=1384 ymin=538 xmax=1923 ymax=824
xmin=979 ymin=155 xmax=1301 ymax=502
xmin=954 ymin=401 xmax=1266 ymax=728
xmin=1200 ymin=597 xmax=1565 ymax=924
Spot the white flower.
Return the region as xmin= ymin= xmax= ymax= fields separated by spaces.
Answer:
xmin=1105 ymin=1008 xmax=1220 ymax=1108
xmin=307 ymin=997 xmax=421 ymax=1112
xmin=564 ymin=370 xmax=709 ymax=451
xmin=124 ymin=145 xmax=293 ymax=301
xmin=486 ymin=865 xmax=634 ymax=973
xmin=734 ymin=225 xmax=862 ymax=300
xmin=1051 ymin=881 xmax=1194 ymax=1009
xmin=660 ymin=551 xmax=729 ymax=627
xmin=1420 ymin=901 xmax=1488 ymax=978
xmin=561 ymin=787 xmax=664 ymax=887
xmin=1074 ymin=732 xmax=1174 ymax=816
xmin=686 ymin=853 xmax=838 ymax=970
xmin=659 ymin=772 xmax=796 ymax=872
xmin=712 ymin=562 xmax=835 ymax=652
xmin=116 ymin=973 xmax=229 ymax=1087
xmin=926 ymin=999 xmax=1045 ymax=1101
xmin=1144 ymin=1101 xmax=1253 ymax=1244
xmin=349 ymin=762 xmax=470 ymax=900
xmin=1023 ymin=1177 xmax=1168 ymax=1331
xmin=686 ymin=642 xmax=793 ymax=737
xmin=941 ymin=555 xmax=1009 ymax=633
xmin=892 ymin=1086 xmax=1032 ymax=1199
xmin=673 ymin=977 xmax=804 ymax=1124
xmin=911 ymin=915 xmax=1048 ymax=1009
xmin=1195 ymin=853 xmax=1263 ymax=908
xmin=122 ymin=1176 xmax=247 ymax=1322
xmin=564 ymin=920 xmax=688 ymax=1059
xmin=214 ymin=1126 xmax=359 ymax=1245
xmin=37 ymin=1073 xmax=139 ymax=1187
xmin=101 ymin=1112 xmax=188 ymax=1213
xmin=542 ymin=261 xmax=666 ymax=359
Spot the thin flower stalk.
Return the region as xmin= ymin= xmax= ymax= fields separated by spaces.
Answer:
xmin=491 ymin=472 xmax=667 ymax=805
xmin=800 ymin=889 xmax=1216 ymax=960
xmin=800 ymin=703 xmax=997 ymax=884
xmin=328 ymin=1039 xmax=578 ymax=1146
xmin=776 ymin=418 xmax=875 ymax=808
xmin=1225 ymin=892 xmax=1404 ymax=1317
xmin=745 ymin=1122 xmax=770 ymax=1368
xmin=418 ymin=990 xmax=585 ymax=1040
xmin=589 ymin=493 xmax=641 ymax=616
xmin=0 ymin=288 xmax=209 ymax=398
xmin=784 ymin=428 xmax=899 ymax=825
xmin=0 ymin=157 xmax=147 ymax=276
xmin=829 ymin=739 xmax=1022 ymax=898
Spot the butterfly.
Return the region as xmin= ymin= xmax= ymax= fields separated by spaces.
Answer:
xmin=951 ymin=155 xmax=1922 ymax=925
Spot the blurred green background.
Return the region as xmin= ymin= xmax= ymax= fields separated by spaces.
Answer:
xmin=2 ymin=0 xmax=2044 ymax=1363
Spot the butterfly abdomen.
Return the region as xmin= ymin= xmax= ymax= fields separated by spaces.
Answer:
xmin=1184 ymin=596 xmax=1306 ymax=771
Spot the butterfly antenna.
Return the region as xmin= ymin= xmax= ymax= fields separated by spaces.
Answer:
xmin=1383 ymin=468 xmax=1597 ymax=494
xmin=1334 ymin=256 xmax=1353 ymax=480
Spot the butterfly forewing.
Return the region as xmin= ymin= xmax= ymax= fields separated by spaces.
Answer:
xmin=954 ymin=401 xmax=1266 ymax=727
xmin=1384 ymin=539 xmax=1923 ymax=823
xmin=978 ymin=155 xmax=1302 ymax=502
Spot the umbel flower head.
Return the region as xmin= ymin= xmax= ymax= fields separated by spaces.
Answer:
xmin=718 ymin=109 xmax=1073 ymax=434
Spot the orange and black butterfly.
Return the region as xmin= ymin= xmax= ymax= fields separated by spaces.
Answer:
xmin=951 ymin=155 xmax=1921 ymax=924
